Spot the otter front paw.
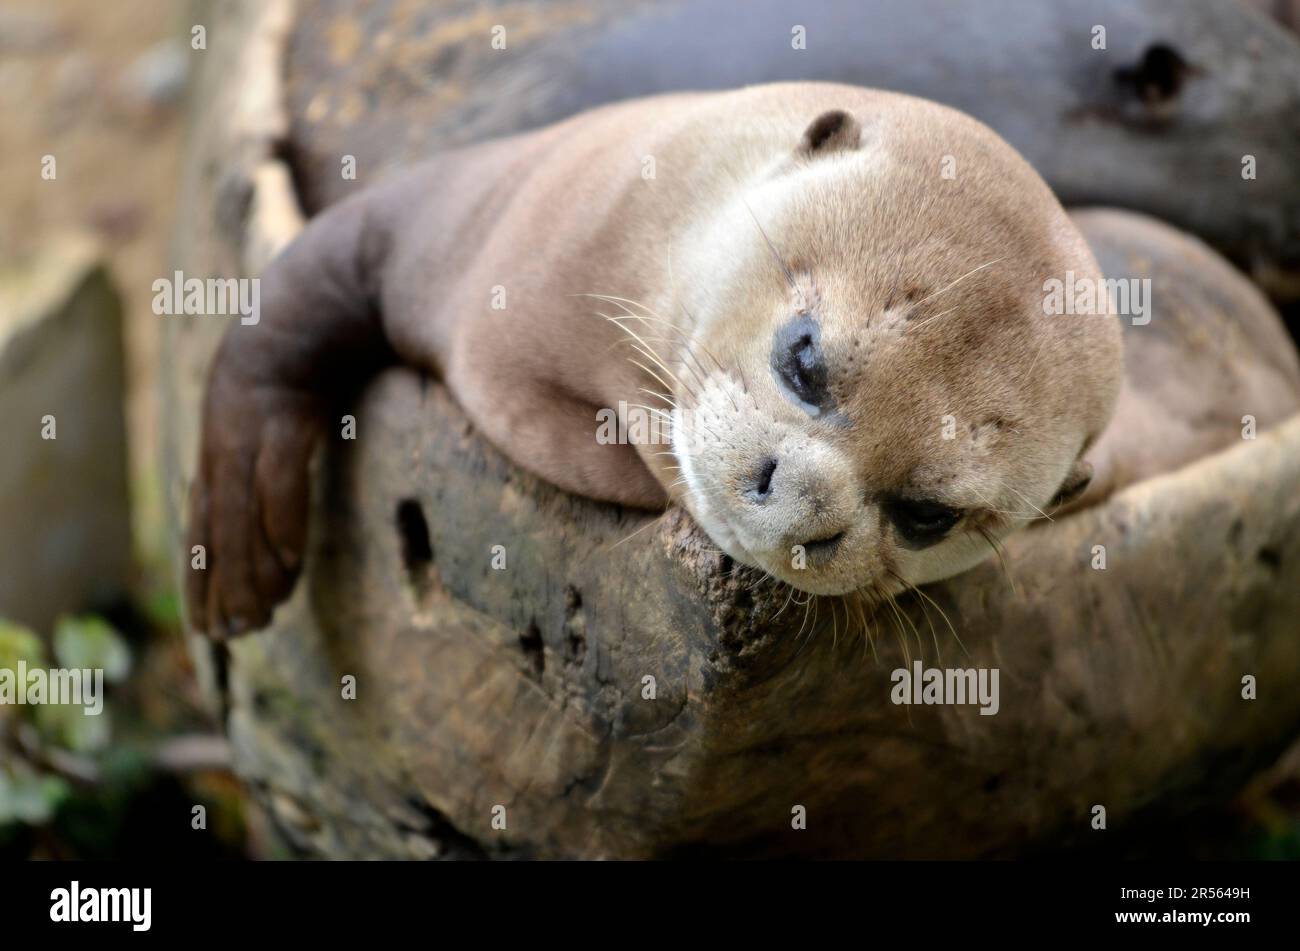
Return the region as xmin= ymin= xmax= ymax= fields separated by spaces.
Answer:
xmin=186 ymin=379 xmax=322 ymax=639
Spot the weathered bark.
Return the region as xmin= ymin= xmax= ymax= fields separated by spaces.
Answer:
xmin=165 ymin=0 xmax=1300 ymax=858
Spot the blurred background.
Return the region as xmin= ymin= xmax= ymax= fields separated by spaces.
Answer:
xmin=0 ymin=0 xmax=1297 ymax=860
xmin=0 ymin=0 xmax=257 ymax=859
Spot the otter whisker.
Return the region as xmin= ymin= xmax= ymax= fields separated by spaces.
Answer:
xmin=874 ymin=590 xmax=911 ymax=669
xmin=605 ymin=314 xmax=715 ymax=400
xmin=741 ymin=199 xmax=800 ymax=296
xmin=581 ymin=293 xmax=676 ymax=325
xmin=843 ymin=589 xmax=875 ymax=666
xmin=968 ymin=486 xmax=1040 ymax=522
xmin=1005 ymin=484 xmax=1052 ymax=522
xmin=651 ymin=260 xmax=733 ymax=389
xmin=606 ymin=511 xmax=670 ymax=551
xmin=795 ymin=591 xmax=815 ymax=641
xmin=629 ymin=324 xmax=740 ymax=413
xmin=855 ymin=592 xmax=880 ymax=665
xmin=637 ymin=387 xmax=677 ymax=408
xmin=891 ymin=590 xmax=926 ymax=663
xmin=609 ymin=343 xmax=699 ymax=403
xmin=884 ymin=244 xmax=910 ymax=312
xmin=1021 ymin=316 xmax=1057 ymax=384
xmin=601 ymin=313 xmax=679 ymax=379
xmin=628 ymin=342 xmax=685 ymax=391
xmin=886 ymin=568 xmax=948 ymax=663
xmin=905 ymin=303 xmax=959 ymax=333
xmin=637 ymin=335 xmax=716 ymax=403
xmin=601 ymin=314 xmax=699 ymax=400
xmin=890 ymin=570 xmax=967 ymax=661
xmin=864 ymin=246 xmax=899 ymax=326
xmin=626 ymin=402 xmax=673 ymax=421
xmin=625 ymin=357 xmax=678 ymax=400
xmin=732 ymin=361 xmax=750 ymax=398
xmin=772 ymin=582 xmax=797 ymax=620
xmin=975 ymin=523 xmax=1020 ymax=596
xmin=912 ymin=256 xmax=1005 ymax=309
xmin=677 ymin=300 xmax=730 ymax=380
xmin=791 ymin=595 xmax=821 ymax=662
xmin=585 ymin=294 xmax=714 ymax=392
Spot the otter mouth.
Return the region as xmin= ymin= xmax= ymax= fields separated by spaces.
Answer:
xmin=799 ymin=529 xmax=846 ymax=564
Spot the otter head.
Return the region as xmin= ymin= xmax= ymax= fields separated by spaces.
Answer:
xmin=669 ymin=100 xmax=1122 ymax=598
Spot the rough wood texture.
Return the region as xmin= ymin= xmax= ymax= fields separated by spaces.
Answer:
xmin=165 ymin=0 xmax=1300 ymax=858
xmin=219 ymin=373 xmax=1300 ymax=859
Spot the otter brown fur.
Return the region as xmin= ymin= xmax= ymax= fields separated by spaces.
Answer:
xmin=187 ymin=83 xmax=1122 ymax=635
xmin=1069 ymin=208 xmax=1300 ymax=508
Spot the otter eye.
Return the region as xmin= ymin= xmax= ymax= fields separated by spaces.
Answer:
xmin=884 ymin=498 xmax=963 ymax=548
xmin=772 ymin=315 xmax=829 ymax=410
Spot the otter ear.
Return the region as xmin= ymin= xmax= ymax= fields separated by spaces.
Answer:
xmin=1050 ymin=459 xmax=1093 ymax=510
xmin=797 ymin=109 xmax=862 ymax=156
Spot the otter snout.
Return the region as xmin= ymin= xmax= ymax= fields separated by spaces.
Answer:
xmin=735 ymin=441 xmax=857 ymax=570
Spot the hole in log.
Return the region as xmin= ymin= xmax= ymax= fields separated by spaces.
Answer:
xmin=564 ymin=585 xmax=586 ymax=663
xmin=520 ymin=621 xmax=545 ymax=679
xmin=1114 ymin=43 xmax=1195 ymax=104
xmin=396 ymin=499 xmax=434 ymax=604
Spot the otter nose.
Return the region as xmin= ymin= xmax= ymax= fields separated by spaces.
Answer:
xmin=744 ymin=456 xmax=779 ymax=503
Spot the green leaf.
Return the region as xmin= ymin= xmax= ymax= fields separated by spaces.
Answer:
xmin=52 ymin=615 xmax=130 ymax=682
xmin=144 ymin=588 xmax=182 ymax=628
xmin=35 ymin=701 xmax=112 ymax=753
xmin=0 ymin=766 xmax=70 ymax=826
xmin=0 ymin=618 xmax=46 ymax=672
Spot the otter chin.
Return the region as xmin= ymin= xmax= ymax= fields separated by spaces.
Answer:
xmin=655 ymin=101 xmax=1120 ymax=599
